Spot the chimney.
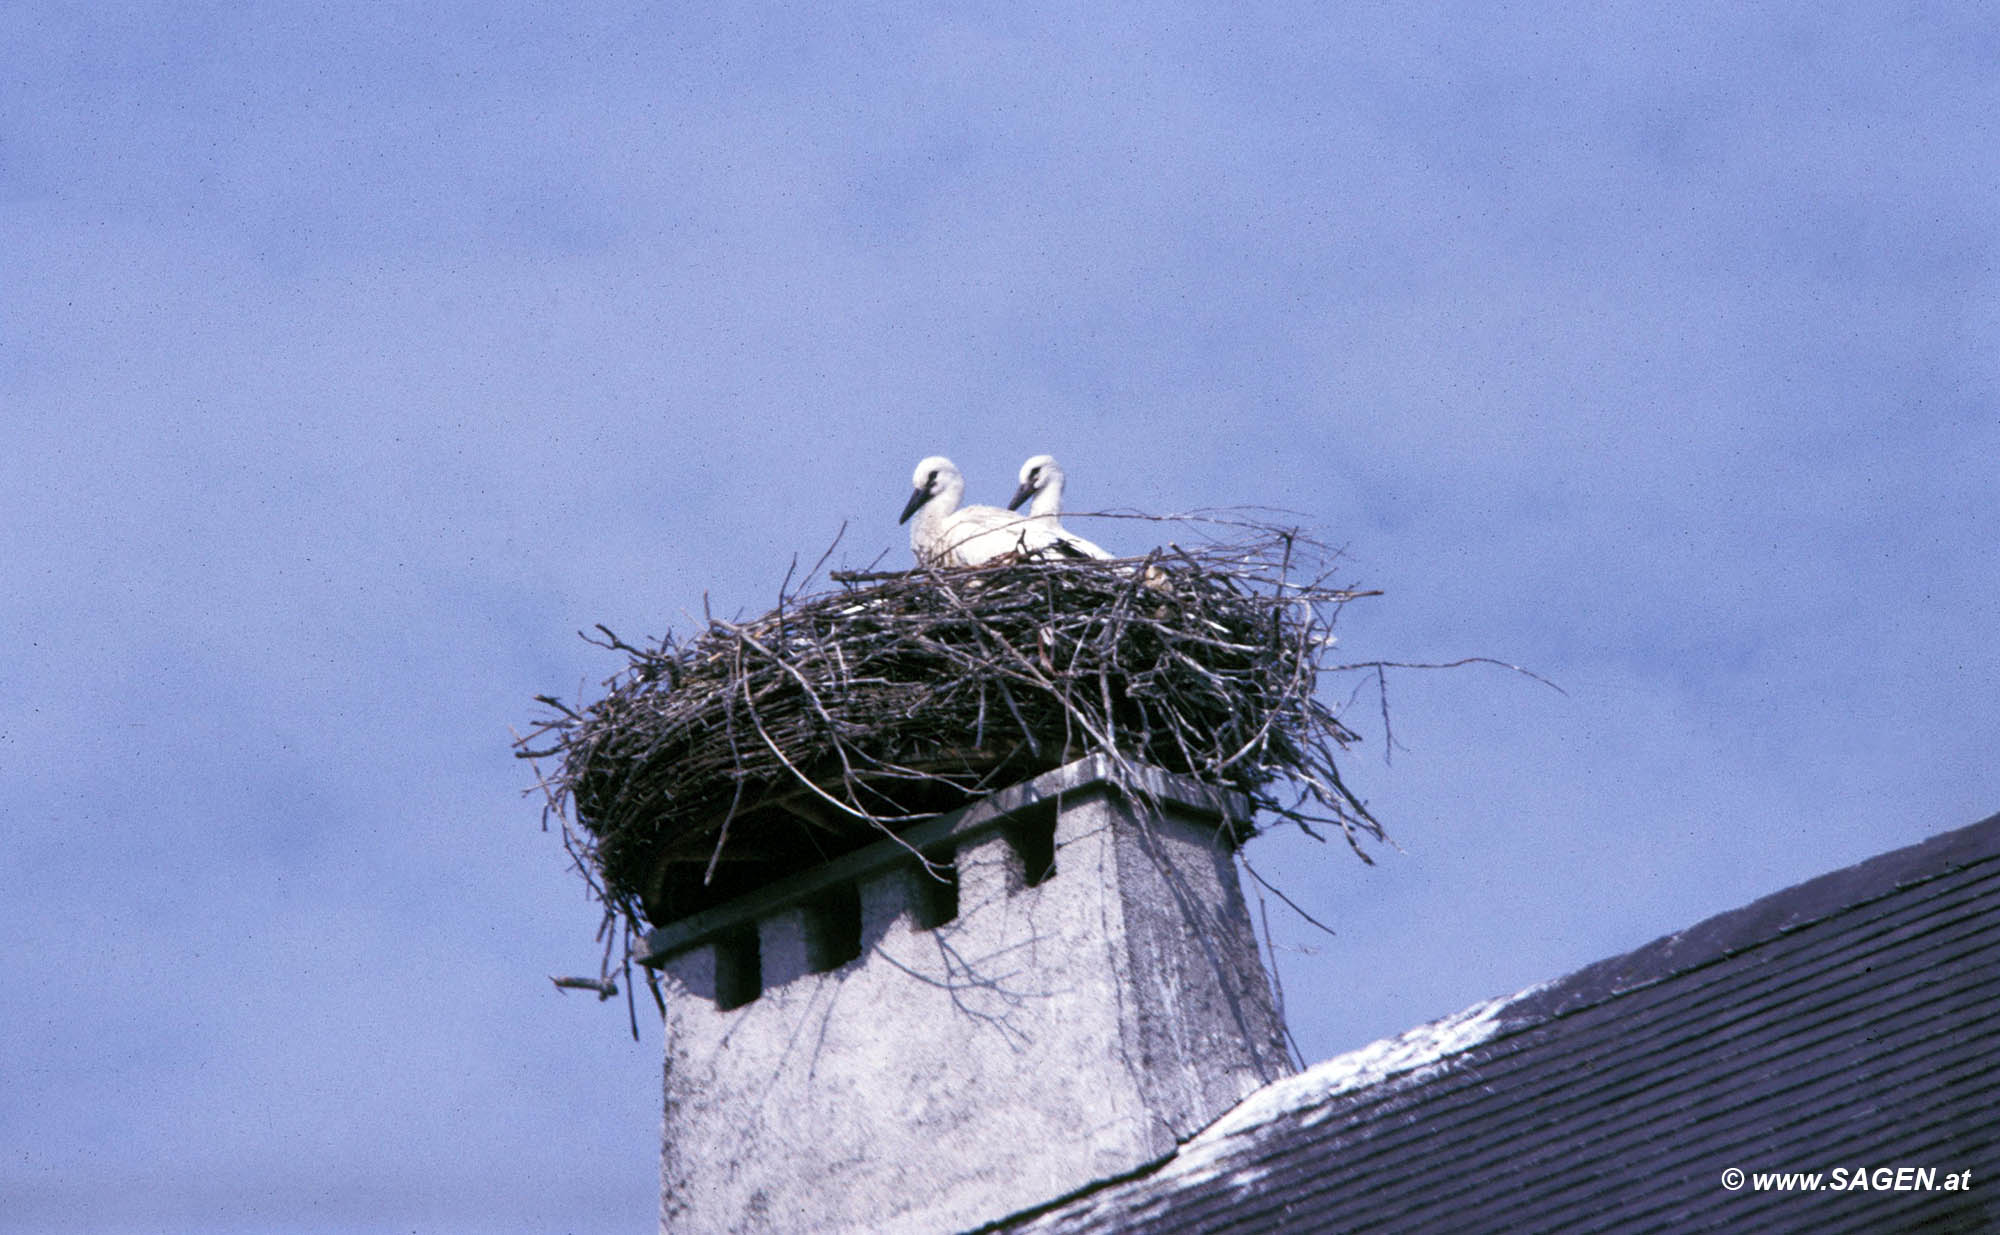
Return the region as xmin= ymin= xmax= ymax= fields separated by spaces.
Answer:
xmin=640 ymin=754 xmax=1293 ymax=1233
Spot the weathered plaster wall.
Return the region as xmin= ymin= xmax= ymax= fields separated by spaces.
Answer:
xmin=653 ymin=761 xmax=1291 ymax=1234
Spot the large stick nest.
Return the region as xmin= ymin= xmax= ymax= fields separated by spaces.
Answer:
xmin=517 ymin=526 xmax=1383 ymax=935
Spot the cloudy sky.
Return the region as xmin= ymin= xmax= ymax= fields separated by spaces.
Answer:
xmin=5 ymin=4 xmax=1996 ymax=1232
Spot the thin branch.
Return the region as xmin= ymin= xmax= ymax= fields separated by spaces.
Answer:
xmin=516 ymin=518 xmax=1529 ymax=967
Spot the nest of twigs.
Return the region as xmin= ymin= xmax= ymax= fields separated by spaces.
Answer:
xmin=517 ymin=525 xmax=1384 ymax=939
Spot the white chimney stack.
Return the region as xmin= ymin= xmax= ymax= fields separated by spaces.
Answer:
xmin=641 ymin=755 xmax=1293 ymax=1233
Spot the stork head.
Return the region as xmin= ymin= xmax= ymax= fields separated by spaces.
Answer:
xmin=901 ymin=455 xmax=961 ymax=524
xmin=1009 ymin=454 xmax=1059 ymax=512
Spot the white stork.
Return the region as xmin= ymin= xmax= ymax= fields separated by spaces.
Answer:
xmin=900 ymin=456 xmax=1037 ymax=567
xmin=1007 ymin=454 xmax=1112 ymax=560
xmin=900 ymin=455 xmax=1113 ymax=566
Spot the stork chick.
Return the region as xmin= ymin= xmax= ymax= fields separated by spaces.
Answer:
xmin=1007 ymin=454 xmax=1112 ymax=560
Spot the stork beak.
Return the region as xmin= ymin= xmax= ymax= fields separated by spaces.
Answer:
xmin=1007 ymin=480 xmax=1035 ymax=512
xmin=898 ymin=485 xmax=930 ymax=524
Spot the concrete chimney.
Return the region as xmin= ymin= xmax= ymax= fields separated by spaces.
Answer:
xmin=639 ymin=755 xmax=1293 ymax=1234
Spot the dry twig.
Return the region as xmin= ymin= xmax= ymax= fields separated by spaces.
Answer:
xmin=517 ymin=522 xmax=1384 ymax=945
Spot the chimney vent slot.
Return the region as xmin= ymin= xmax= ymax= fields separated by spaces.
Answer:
xmin=1004 ymin=815 xmax=1057 ymax=889
xmin=911 ymin=853 xmax=960 ymax=928
xmin=713 ymin=926 xmax=761 ymax=1010
xmin=804 ymin=883 xmax=863 ymax=973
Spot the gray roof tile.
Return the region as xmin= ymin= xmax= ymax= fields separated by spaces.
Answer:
xmin=989 ymin=812 xmax=2000 ymax=1234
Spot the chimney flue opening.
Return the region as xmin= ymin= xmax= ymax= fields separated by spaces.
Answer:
xmin=804 ymin=883 xmax=863 ymax=973
xmin=911 ymin=852 xmax=960 ymax=928
xmin=713 ymin=926 xmax=762 ymax=1010
xmin=1004 ymin=813 xmax=1057 ymax=889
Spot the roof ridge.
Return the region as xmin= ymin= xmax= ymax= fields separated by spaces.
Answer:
xmin=1221 ymin=809 xmax=2000 ymax=1141
xmin=1506 ymin=808 xmax=2000 ymax=1025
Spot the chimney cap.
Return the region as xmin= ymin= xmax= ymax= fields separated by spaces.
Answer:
xmin=638 ymin=753 xmax=1250 ymax=966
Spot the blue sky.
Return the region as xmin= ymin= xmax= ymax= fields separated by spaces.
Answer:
xmin=4 ymin=4 xmax=1996 ymax=1232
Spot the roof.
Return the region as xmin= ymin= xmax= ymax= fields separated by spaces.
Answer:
xmin=988 ymin=810 xmax=2000 ymax=1234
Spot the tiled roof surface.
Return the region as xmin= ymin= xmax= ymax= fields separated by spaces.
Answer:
xmin=992 ymin=812 xmax=2000 ymax=1234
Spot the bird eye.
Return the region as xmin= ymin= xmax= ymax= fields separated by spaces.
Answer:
xmin=927 ymin=471 xmax=938 ymax=486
